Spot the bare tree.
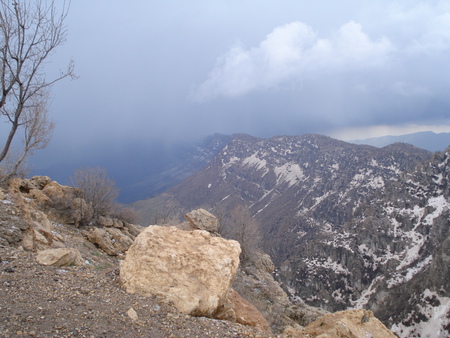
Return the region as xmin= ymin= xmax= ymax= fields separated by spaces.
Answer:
xmin=0 ymin=0 xmax=75 ymax=168
xmin=223 ymin=205 xmax=261 ymax=264
xmin=71 ymin=167 xmax=119 ymax=218
xmin=1 ymin=90 xmax=54 ymax=179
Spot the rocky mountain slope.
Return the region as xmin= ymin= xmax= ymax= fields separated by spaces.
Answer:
xmin=0 ymin=176 xmax=396 ymax=337
xmin=138 ymin=133 xmax=449 ymax=337
xmin=0 ymin=177 xmax=265 ymax=337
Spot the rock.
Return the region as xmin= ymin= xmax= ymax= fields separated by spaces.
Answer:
xmin=123 ymin=222 xmax=144 ymax=238
xmin=294 ymin=309 xmax=396 ymax=338
xmin=104 ymin=227 xmax=134 ymax=253
xmin=28 ymin=189 xmax=51 ymax=204
xmin=85 ymin=226 xmax=135 ymax=256
xmin=20 ymin=210 xmax=54 ymax=251
xmin=85 ymin=227 xmax=118 ymax=256
xmin=97 ymin=216 xmax=114 ymax=227
xmin=36 ymin=248 xmax=84 ymax=266
xmin=112 ymin=219 xmax=123 ymax=228
xmin=29 ymin=176 xmax=52 ymax=190
xmin=7 ymin=176 xmax=51 ymax=194
xmin=221 ymin=289 xmax=271 ymax=333
xmin=41 ymin=181 xmax=77 ymax=202
xmin=184 ymin=209 xmax=219 ymax=233
xmin=253 ymin=252 xmax=275 ymax=273
xmin=120 ymin=225 xmax=241 ymax=317
xmin=0 ymin=215 xmax=28 ymax=246
xmin=70 ymin=198 xmax=93 ymax=226
xmin=127 ymin=307 xmax=138 ymax=321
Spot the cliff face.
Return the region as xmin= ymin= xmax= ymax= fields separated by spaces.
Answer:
xmin=141 ymin=134 xmax=449 ymax=336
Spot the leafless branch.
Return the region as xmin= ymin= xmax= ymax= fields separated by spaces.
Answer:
xmin=0 ymin=0 xmax=74 ymax=166
xmin=71 ymin=167 xmax=120 ymax=218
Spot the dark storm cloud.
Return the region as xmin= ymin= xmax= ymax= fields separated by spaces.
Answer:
xmin=190 ymin=3 xmax=450 ymax=137
xmin=34 ymin=0 xmax=450 ymax=171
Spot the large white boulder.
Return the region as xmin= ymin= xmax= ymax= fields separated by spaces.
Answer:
xmin=119 ymin=225 xmax=241 ymax=317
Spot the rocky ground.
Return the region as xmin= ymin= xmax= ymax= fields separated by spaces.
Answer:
xmin=0 ymin=244 xmax=274 ymax=338
xmin=0 ymin=177 xmax=398 ymax=338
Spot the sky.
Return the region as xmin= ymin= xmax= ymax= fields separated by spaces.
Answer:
xmin=32 ymin=0 xmax=450 ymax=169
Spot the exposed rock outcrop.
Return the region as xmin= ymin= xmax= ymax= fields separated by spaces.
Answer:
xmin=0 ymin=177 xmax=135 ymax=274
xmin=84 ymin=225 xmax=138 ymax=256
xmin=1 ymin=176 xmax=143 ymax=256
xmin=120 ymin=225 xmax=241 ymax=318
xmin=287 ymin=309 xmax=396 ymax=338
xmin=21 ymin=210 xmax=55 ymax=251
xmin=220 ymin=289 xmax=271 ymax=333
xmin=184 ymin=208 xmax=219 ymax=233
xmin=233 ymin=257 xmax=329 ymax=333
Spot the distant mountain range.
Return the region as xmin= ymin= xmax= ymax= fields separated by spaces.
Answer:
xmin=134 ymin=133 xmax=449 ymax=336
xmin=351 ymin=131 xmax=450 ymax=152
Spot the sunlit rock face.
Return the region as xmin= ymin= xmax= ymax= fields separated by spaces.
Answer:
xmin=292 ymin=309 xmax=397 ymax=338
xmin=142 ymin=133 xmax=450 ymax=335
xmin=119 ymin=225 xmax=241 ymax=317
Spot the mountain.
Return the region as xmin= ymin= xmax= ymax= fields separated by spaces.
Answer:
xmin=351 ymin=131 xmax=450 ymax=152
xmin=136 ymin=133 xmax=450 ymax=336
xmin=1 ymin=176 xmax=397 ymax=336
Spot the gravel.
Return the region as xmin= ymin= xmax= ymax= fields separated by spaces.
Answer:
xmin=0 ymin=246 xmax=275 ymax=337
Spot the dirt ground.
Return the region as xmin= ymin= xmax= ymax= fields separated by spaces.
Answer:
xmin=0 ymin=245 xmax=275 ymax=338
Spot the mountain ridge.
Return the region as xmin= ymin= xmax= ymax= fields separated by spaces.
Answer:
xmin=135 ymin=133 xmax=449 ymax=336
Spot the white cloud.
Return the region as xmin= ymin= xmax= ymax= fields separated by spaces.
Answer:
xmin=191 ymin=21 xmax=393 ymax=101
xmin=192 ymin=1 xmax=450 ymax=102
xmin=384 ymin=1 xmax=450 ymax=52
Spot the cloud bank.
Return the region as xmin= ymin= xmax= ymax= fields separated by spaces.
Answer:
xmin=192 ymin=1 xmax=450 ymax=103
xmin=191 ymin=21 xmax=393 ymax=101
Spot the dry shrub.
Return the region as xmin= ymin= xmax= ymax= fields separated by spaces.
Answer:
xmin=111 ymin=205 xmax=140 ymax=225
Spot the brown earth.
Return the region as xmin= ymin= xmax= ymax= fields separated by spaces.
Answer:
xmin=0 ymin=244 xmax=275 ymax=338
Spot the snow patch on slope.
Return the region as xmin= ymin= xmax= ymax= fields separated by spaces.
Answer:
xmin=387 ymin=255 xmax=433 ymax=288
xmin=423 ymin=195 xmax=449 ymax=226
xmin=274 ymin=163 xmax=304 ymax=187
xmin=391 ymin=289 xmax=450 ymax=338
xmin=242 ymin=154 xmax=268 ymax=173
xmin=350 ymin=276 xmax=384 ymax=308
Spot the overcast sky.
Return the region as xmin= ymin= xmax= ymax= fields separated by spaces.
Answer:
xmin=35 ymin=0 xmax=450 ymax=168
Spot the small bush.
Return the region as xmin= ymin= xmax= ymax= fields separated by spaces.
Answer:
xmin=71 ymin=166 xmax=119 ymax=218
